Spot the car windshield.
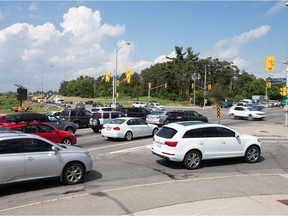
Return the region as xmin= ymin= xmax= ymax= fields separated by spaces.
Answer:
xmin=107 ymin=119 xmax=126 ymax=124
xmin=156 ymin=127 xmax=178 ymax=139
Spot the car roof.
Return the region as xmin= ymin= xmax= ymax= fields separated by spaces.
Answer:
xmin=0 ymin=132 xmax=38 ymax=139
xmin=163 ymin=121 xmax=225 ymax=129
xmin=3 ymin=121 xmax=55 ymax=129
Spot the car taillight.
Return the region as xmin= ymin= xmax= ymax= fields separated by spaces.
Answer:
xmin=177 ymin=116 xmax=183 ymax=119
xmin=125 ymin=114 xmax=128 ymax=117
xmin=101 ymin=113 xmax=104 ymax=118
xmin=156 ymin=116 xmax=160 ymax=119
xmin=102 ymin=125 xmax=105 ymax=129
xmin=68 ymin=116 xmax=71 ymax=121
xmin=113 ymin=127 xmax=120 ymax=131
xmin=165 ymin=141 xmax=178 ymax=147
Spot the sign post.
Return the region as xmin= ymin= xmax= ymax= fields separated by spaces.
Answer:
xmin=216 ymin=104 xmax=221 ymax=124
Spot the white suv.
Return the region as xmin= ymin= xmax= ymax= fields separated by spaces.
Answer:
xmin=151 ymin=122 xmax=262 ymax=169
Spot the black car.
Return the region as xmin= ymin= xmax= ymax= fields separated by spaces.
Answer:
xmin=117 ymin=107 xmax=150 ymax=120
xmin=59 ymin=109 xmax=92 ymax=128
xmin=3 ymin=112 xmax=78 ymax=134
xmin=166 ymin=110 xmax=208 ymax=123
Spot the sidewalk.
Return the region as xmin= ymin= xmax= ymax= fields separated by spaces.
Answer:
xmin=132 ymin=194 xmax=288 ymax=215
xmin=232 ymin=124 xmax=288 ymax=137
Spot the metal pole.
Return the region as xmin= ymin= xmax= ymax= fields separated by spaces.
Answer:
xmin=203 ymin=65 xmax=207 ymax=107
xmin=113 ymin=43 xmax=130 ymax=108
xmin=193 ymin=79 xmax=196 ymax=107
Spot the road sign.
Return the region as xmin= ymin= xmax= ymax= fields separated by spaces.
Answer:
xmin=282 ymin=97 xmax=288 ymax=105
xmin=216 ymin=105 xmax=221 ymax=118
xmin=273 ymin=78 xmax=286 ymax=83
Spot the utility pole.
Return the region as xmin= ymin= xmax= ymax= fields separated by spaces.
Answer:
xmin=203 ymin=65 xmax=207 ymax=107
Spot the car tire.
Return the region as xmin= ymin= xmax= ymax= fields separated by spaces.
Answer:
xmin=74 ymin=122 xmax=80 ymax=128
xmin=62 ymin=162 xmax=84 ymax=185
xmin=124 ymin=131 xmax=133 ymax=141
xmin=92 ymin=127 xmax=99 ymax=133
xmin=152 ymin=128 xmax=158 ymax=136
xmin=65 ymin=127 xmax=75 ymax=134
xmin=62 ymin=138 xmax=72 ymax=145
xmin=245 ymin=145 xmax=260 ymax=163
xmin=183 ymin=150 xmax=202 ymax=169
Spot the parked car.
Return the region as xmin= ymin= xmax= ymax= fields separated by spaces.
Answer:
xmin=146 ymin=102 xmax=166 ymax=111
xmin=0 ymin=132 xmax=92 ymax=185
xmin=165 ymin=110 xmax=208 ymax=123
xmin=220 ymin=102 xmax=233 ymax=108
xmin=75 ymin=101 xmax=86 ymax=110
xmin=228 ymin=106 xmax=266 ymax=120
xmin=117 ymin=107 xmax=150 ymax=120
xmin=146 ymin=110 xmax=170 ymax=126
xmin=101 ymin=117 xmax=159 ymax=141
xmin=132 ymin=101 xmax=146 ymax=107
xmin=2 ymin=112 xmax=77 ymax=134
xmin=59 ymin=109 xmax=92 ymax=128
xmin=89 ymin=110 xmax=125 ymax=133
xmin=151 ymin=121 xmax=262 ymax=169
xmin=1 ymin=122 xmax=77 ymax=145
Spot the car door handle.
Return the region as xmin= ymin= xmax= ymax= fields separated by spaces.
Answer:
xmin=221 ymin=141 xmax=226 ymax=144
xmin=199 ymin=141 xmax=204 ymax=145
xmin=26 ymin=157 xmax=35 ymax=161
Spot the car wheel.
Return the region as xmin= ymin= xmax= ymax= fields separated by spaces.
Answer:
xmin=183 ymin=150 xmax=202 ymax=169
xmin=65 ymin=127 xmax=75 ymax=134
xmin=74 ymin=122 xmax=80 ymax=128
xmin=92 ymin=127 xmax=99 ymax=133
xmin=62 ymin=138 xmax=72 ymax=145
xmin=152 ymin=128 xmax=159 ymax=136
xmin=124 ymin=131 xmax=133 ymax=141
xmin=245 ymin=146 xmax=260 ymax=163
xmin=62 ymin=162 xmax=84 ymax=185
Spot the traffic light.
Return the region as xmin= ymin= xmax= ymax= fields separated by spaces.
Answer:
xmin=116 ymin=93 xmax=119 ymax=98
xmin=105 ymin=72 xmax=110 ymax=82
xmin=164 ymin=83 xmax=168 ymax=90
xmin=280 ymin=87 xmax=287 ymax=96
xmin=148 ymin=82 xmax=152 ymax=89
xmin=126 ymin=68 xmax=131 ymax=84
xmin=207 ymin=84 xmax=212 ymax=91
xmin=266 ymin=56 xmax=275 ymax=71
xmin=191 ymin=83 xmax=194 ymax=90
xmin=116 ymin=79 xmax=120 ymax=87
xmin=267 ymin=81 xmax=272 ymax=89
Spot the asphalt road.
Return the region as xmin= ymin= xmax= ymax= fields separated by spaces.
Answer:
xmin=1 ymin=107 xmax=288 ymax=215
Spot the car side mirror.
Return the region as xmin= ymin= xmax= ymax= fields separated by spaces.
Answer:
xmin=52 ymin=145 xmax=59 ymax=154
xmin=235 ymin=133 xmax=240 ymax=138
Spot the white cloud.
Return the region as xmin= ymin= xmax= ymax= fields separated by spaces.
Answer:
xmin=206 ymin=25 xmax=270 ymax=70
xmin=28 ymin=2 xmax=39 ymax=12
xmin=0 ymin=6 xmax=131 ymax=92
xmin=265 ymin=0 xmax=287 ymax=16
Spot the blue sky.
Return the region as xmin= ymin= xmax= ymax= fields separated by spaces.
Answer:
xmin=0 ymin=1 xmax=287 ymax=92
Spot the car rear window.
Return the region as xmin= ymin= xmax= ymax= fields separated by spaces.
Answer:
xmin=107 ymin=119 xmax=126 ymax=124
xmin=156 ymin=127 xmax=177 ymax=139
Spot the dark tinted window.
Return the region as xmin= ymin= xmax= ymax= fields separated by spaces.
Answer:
xmin=103 ymin=113 xmax=109 ymax=119
xmin=111 ymin=112 xmax=124 ymax=118
xmin=136 ymin=119 xmax=146 ymax=125
xmin=92 ymin=113 xmax=101 ymax=118
xmin=216 ymin=127 xmax=235 ymax=137
xmin=183 ymin=127 xmax=216 ymax=138
xmin=0 ymin=139 xmax=21 ymax=154
xmin=22 ymin=138 xmax=53 ymax=152
xmin=37 ymin=124 xmax=54 ymax=133
xmin=157 ymin=127 xmax=177 ymax=139
xmin=60 ymin=110 xmax=70 ymax=117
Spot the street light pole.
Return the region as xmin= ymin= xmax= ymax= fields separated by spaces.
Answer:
xmin=112 ymin=42 xmax=130 ymax=107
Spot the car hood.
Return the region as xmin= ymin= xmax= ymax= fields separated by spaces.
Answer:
xmin=58 ymin=144 xmax=86 ymax=152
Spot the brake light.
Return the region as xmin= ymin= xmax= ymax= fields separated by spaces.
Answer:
xmin=102 ymin=125 xmax=105 ymax=129
xmin=165 ymin=141 xmax=178 ymax=147
xmin=101 ymin=113 xmax=104 ymax=118
xmin=68 ymin=116 xmax=71 ymax=121
xmin=176 ymin=116 xmax=183 ymax=119
xmin=156 ymin=116 xmax=160 ymax=119
xmin=113 ymin=127 xmax=120 ymax=131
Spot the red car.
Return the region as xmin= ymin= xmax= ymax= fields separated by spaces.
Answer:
xmin=0 ymin=122 xmax=77 ymax=145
